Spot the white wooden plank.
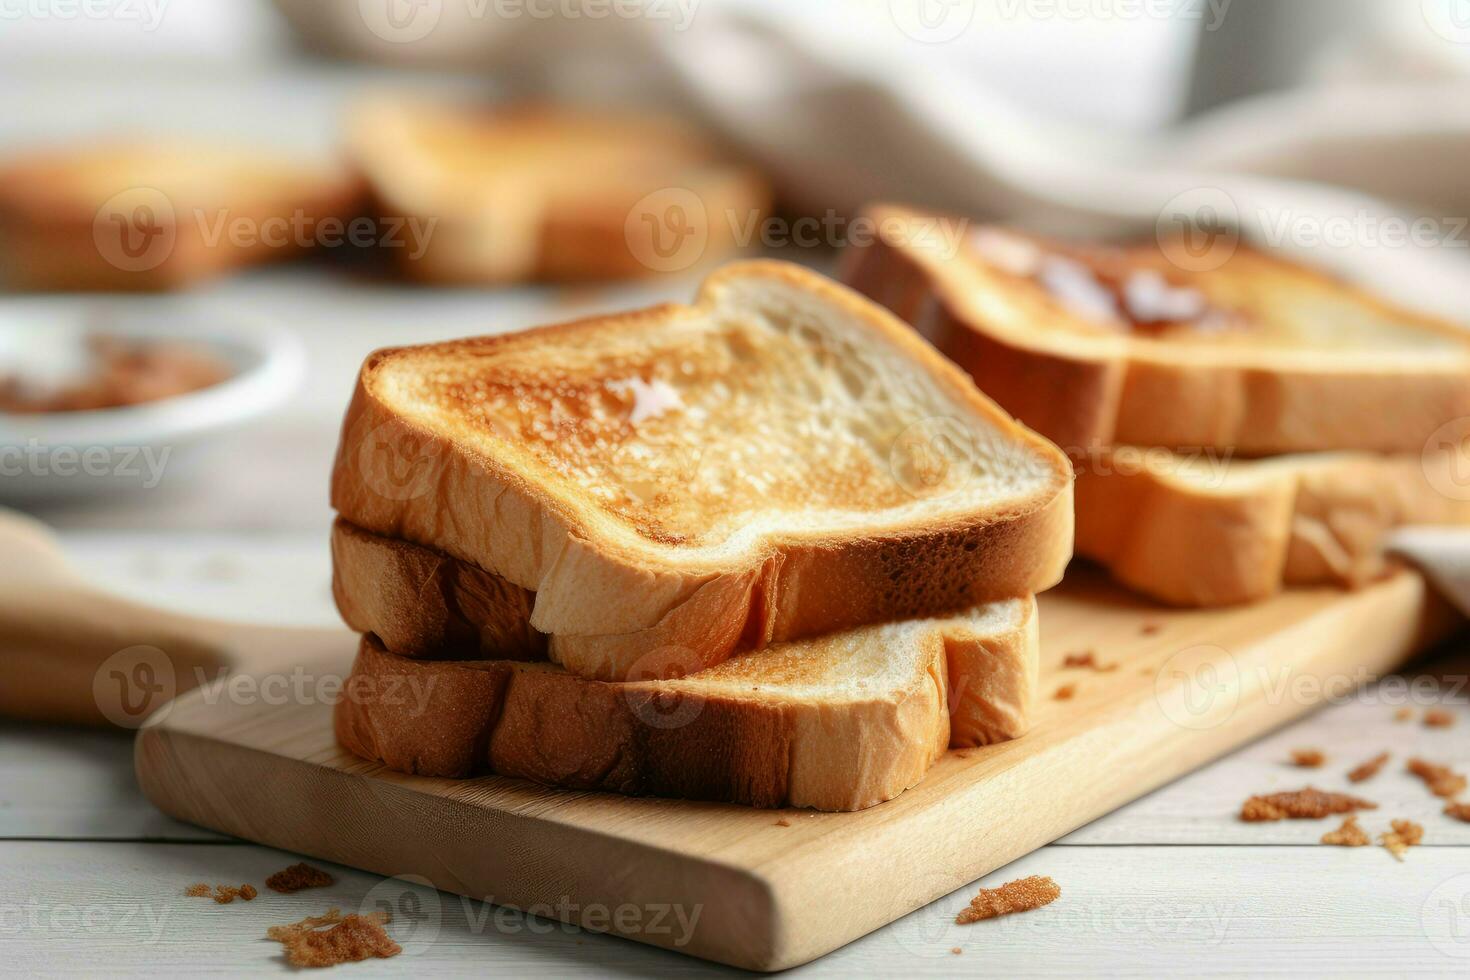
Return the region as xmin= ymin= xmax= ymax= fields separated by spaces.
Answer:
xmin=0 ymin=723 xmax=217 ymax=841
xmin=4 ymin=842 xmax=1470 ymax=976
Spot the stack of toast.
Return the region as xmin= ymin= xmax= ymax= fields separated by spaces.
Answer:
xmin=844 ymin=204 xmax=1470 ymax=606
xmin=328 ymin=261 xmax=1074 ymax=810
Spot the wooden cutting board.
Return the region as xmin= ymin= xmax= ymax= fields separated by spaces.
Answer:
xmin=134 ymin=566 xmax=1458 ymax=972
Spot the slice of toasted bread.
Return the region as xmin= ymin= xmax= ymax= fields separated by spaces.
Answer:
xmin=346 ymin=99 xmax=770 ymax=283
xmin=336 ymin=591 xmax=1037 ymax=811
xmin=843 ymin=203 xmax=1470 ymax=455
xmin=331 ymin=518 xmax=1037 ymax=750
xmin=0 ymin=142 xmax=364 ymax=291
xmin=1075 ymin=446 xmax=1470 ymax=606
xmin=331 ymin=261 xmax=1073 ymax=680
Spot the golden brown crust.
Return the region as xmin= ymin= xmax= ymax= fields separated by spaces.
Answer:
xmin=1072 ymin=446 xmax=1470 ymax=607
xmin=330 ymin=260 xmax=1073 ymax=680
xmin=843 ymin=204 xmax=1470 ymax=455
xmin=335 ymin=632 xmax=955 ymax=811
xmin=330 ymin=522 xmax=1039 ymax=749
xmin=0 ymin=144 xmax=365 ymax=291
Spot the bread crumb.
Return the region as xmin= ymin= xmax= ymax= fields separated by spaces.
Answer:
xmin=1380 ymin=819 xmax=1424 ymax=861
xmin=241 ymin=884 xmax=257 ymax=901
xmin=1290 ymin=748 xmax=1326 ymax=768
xmin=266 ymin=862 xmax=335 ymax=894
xmin=950 ymin=947 xmax=963 ymax=955
xmin=1240 ymin=787 xmax=1377 ymax=822
xmin=1321 ymin=816 xmax=1370 ymax=847
xmin=955 ymin=876 xmax=1059 ymax=924
xmin=1394 ymin=707 xmax=1414 ymax=722
xmin=1054 ymin=684 xmax=1076 ymax=701
xmin=1407 ymin=758 xmax=1467 ymax=799
xmin=774 ymin=818 xmax=791 ymax=827
xmin=1347 ymin=752 xmax=1389 ymax=783
xmin=184 ymin=883 xmax=210 ymax=898
xmin=1140 ymin=623 xmax=1162 ymax=636
xmin=266 ymin=908 xmax=401 ymax=968
xmin=1062 ymin=651 xmax=1116 ymax=672
xmin=1444 ymin=801 xmax=1470 ymax=822
xmin=188 ymin=883 xmax=256 ymax=904
xmin=1424 ymin=708 xmax=1456 ymax=728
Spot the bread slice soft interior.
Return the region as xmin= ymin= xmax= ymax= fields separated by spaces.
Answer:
xmin=843 ymin=203 xmax=1470 ymax=455
xmin=335 ymin=589 xmax=1037 ymax=811
xmin=1075 ymin=445 xmax=1470 ymax=606
xmin=332 ymin=260 xmax=1072 ymax=680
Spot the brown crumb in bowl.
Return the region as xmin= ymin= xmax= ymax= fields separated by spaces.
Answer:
xmin=1347 ymin=752 xmax=1389 ymax=783
xmin=266 ymin=909 xmax=400 ymax=968
xmin=266 ymin=862 xmax=335 ymax=894
xmin=1407 ymin=758 xmax=1467 ymax=798
xmin=1290 ymin=749 xmax=1326 ymax=768
xmin=0 ymin=334 xmax=231 ymax=413
xmin=1424 ymin=708 xmax=1456 ymax=728
xmin=1240 ymin=787 xmax=1376 ymax=822
xmin=1321 ymin=816 xmax=1370 ymax=847
xmin=955 ymin=876 xmax=1060 ymax=924
xmin=1380 ymin=819 xmax=1424 ymax=861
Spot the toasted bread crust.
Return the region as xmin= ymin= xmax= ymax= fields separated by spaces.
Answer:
xmin=1073 ymin=447 xmax=1470 ymax=606
xmin=330 ymin=521 xmax=1037 ymax=748
xmin=0 ymin=144 xmax=365 ymax=291
xmin=844 ymin=204 xmax=1470 ymax=455
xmin=335 ymin=633 xmax=951 ymax=812
xmin=331 ymin=261 xmax=1073 ymax=680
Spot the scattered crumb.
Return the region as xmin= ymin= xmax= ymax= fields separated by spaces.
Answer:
xmin=1394 ymin=707 xmax=1414 ymax=722
xmin=1424 ymin=708 xmax=1456 ymax=729
xmin=1140 ymin=623 xmax=1162 ymax=636
xmin=1290 ymin=748 xmax=1326 ymax=768
xmin=185 ymin=883 xmax=210 ymax=898
xmin=267 ymin=862 xmax=336 ymax=894
xmin=1445 ymin=801 xmax=1470 ymax=823
xmin=950 ymin=947 xmax=963 ymax=955
xmin=1062 ymin=651 xmax=1116 ymax=672
xmin=955 ymin=876 xmax=1060 ymax=924
xmin=266 ymin=909 xmax=401 ymax=968
xmin=774 ymin=818 xmax=791 ymax=827
xmin=1407 ymin=758 xmax=1468 ymax=799
xmin=210 ymin=884 xmax=256 ymax=905
xmin=1240 ymin=787 xmax=1377 ymax=822
xmin=1380 ymin=819 xmax=1424 ymax=861
xmin=1347 ymin=752 xmax=1390 ymax=784
xmin=1054 ymin=684 xmax=1076 ymax=701
xmin=1321 ymin=816 xmax=1370 ymax=847
xmin=955 ymin=751 xmax=971 ymax=760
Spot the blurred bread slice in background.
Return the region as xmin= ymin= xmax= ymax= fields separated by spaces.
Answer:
xmin=0 ymin=142 xmax=365 ymax=291
xmin=345 ymin=97 xmax=770 ymax=283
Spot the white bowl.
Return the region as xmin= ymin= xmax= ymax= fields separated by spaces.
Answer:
xmin=0 ymin=300 xmax=305 ymax=502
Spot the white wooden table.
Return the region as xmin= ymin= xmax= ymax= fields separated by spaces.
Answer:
xmin=1 ymin=177 xmax=1467 ymax=976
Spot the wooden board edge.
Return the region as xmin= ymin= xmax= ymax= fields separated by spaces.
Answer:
xmin=133 ymin=721 xmax=787 ymax=971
